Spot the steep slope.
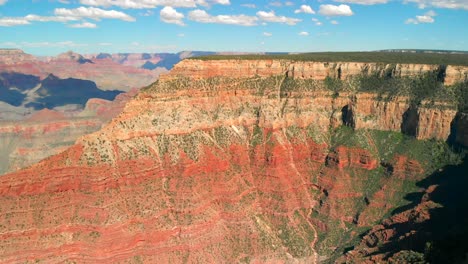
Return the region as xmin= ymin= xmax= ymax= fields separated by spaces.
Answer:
xmin=0 ymin=59 xmax=466 ymax=263
xmin=0 ymin=89 xmax=138 ymax=175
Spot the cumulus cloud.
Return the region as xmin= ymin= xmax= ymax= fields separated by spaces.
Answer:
xmin=404 ymin=0 xmax=468 ymax=10
xmin=331 ymin=20 xmax=339 ymax=24
xmin=319 ymin=4 xmax=354 ymax=16
xmin=70 ymin=21 xmax=97 ymax=28
xmin=256 ymin=10 xmax=301 ymax=25
xmin=0 ymin=7 xmax=134 ymax=27
xmin=54 ymin=6 xmax=135 ymax=21
xmin=263 ymin=32 xmax=272 ymax=37
xmin=0 ymin=0 xmax=7 ymax=5
xmin=299 ymin=31 xmax=309 ymax=36
xmin=79 ymin=0 xmax=229 ymax=9
xmin=0 ymin=18 xmax=30 ymax=27
xmin=405 ymin=10 xmax=436 ymax=24
xmin=333 ymin=0 xmax=388 ymax=5
xmin=188 ymin=9 xmax=258 ymax=26
xmin=160 ymin=6 xmax=185 ymax=25
xmin=294 ymin=5 xmax=315 ymax=14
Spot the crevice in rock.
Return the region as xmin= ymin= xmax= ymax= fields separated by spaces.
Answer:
xmin=341 ymin=104 xmax=355 ymax=129
xmin=436 ymin=65 xmax=447 ymax=83
xmin=401 ymin=106 xmax=419 ymax=137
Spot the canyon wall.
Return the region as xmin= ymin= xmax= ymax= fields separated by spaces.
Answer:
xmin=164 ymin=59 xmax=468 ymax=85
xmin=0 ymin=89 xmax=138 ymax=175
xmin=0 ymin=59 xmax=465 ymax=263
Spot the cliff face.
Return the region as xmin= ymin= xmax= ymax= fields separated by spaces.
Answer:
xmin=0 ymin=89 xmax=137 ymax=175
xmin=0 ymin=59 xmax=465 ymax=263
xmin=165 ymin=59 xmax=468 ymax=85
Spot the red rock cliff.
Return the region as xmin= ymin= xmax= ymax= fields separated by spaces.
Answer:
xmin=0 ymin=59 xmax=464 ymax=263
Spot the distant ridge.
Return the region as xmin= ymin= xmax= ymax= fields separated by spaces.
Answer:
xmin=377 ymin=49 xmax=468 ymax=54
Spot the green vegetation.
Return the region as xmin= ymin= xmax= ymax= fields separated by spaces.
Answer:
xmin=453 ymin=80 xmax=468 ymax=113
xmin=191 ymin=52 xmax=468 ymax=66
xmin=389 ymin=250 xmax=425 ymax=264
xmin=315 ymin=125 xmax=466 ymax=262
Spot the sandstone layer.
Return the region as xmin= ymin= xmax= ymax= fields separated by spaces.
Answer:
xmin=165 ymin=59 xmax=468 ymax=86
xmin=0 ymin=59 xmax=465 ymax=263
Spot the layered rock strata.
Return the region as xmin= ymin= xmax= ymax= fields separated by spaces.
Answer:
xmin=0 ymin=59 xmax=465 ymax=263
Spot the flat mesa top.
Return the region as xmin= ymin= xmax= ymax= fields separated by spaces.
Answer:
xmin=191 ymin=51 xmax=468 ymax=66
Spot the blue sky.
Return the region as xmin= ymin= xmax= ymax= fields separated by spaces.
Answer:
xmin=0 ymin=0 xmax=467 ymax=55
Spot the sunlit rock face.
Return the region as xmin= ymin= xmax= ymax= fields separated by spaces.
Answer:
xmin=0 ymin=59 xmax=466 ymax=263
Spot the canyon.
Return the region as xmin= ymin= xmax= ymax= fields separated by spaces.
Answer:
xmin=0 ymin=57 xmax=466 ymax=263
xmin=0 ymin=49 xmax=168 ymax=175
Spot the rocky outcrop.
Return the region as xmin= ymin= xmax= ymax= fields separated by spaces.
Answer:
xmin=0 ymin=49 xmax=36 ymax=64
xmin=163 ymin=59 xmax=468 ymax=85
xmin=0 ymin=59 xmax=464 ymax=262
xmin=0 ymin=89 xmax=138 ymax=175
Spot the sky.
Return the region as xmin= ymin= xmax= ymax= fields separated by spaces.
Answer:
xmin=0 ymin=0 xmax=467 ymax=55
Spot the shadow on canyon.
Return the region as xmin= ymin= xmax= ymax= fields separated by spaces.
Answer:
xmin=370 ymin=151 xmax=468 ymax=263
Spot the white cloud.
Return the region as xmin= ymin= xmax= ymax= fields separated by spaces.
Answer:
xmin=195 ymin=0 xmax=230 ymax=7
xmin=241 ymin=3 xmax=256 ymax=8
xmin=404 ymin=0 xmax=468 ymax=10
xmin=333 ymin=0 xmax=388 ymax=5
xmin=141 ymin=10 xmax=154 ymax=16
xmin=319 ymin=4 xmax=354 ymax=16
xmin=331 ymin=20 xmax=339 ymax=24
xmin=188 ymin=9 xmax=258 ymax=26
xmin=177 ymin=33 xmax=185 ymax=37
xmin=0 ymin=0 xmax=7 ymax=5
xmin=311 ymin=17 xmax=322 ymax=25
xmin=256 ymin=10 xmax=301 ymax=25
xmin=80 ymin=0 xmax=194 ymax=8
xmin=160 ymin=6 xmax=185 ymax=26
xmin=55 ymin=6 xmax=135 ymax=21
xmin=285 ymin=1 xmax=294 ymax=6
xmin=299 ymin=31 xmax=309 ymax=36
xmin=70 ymin=21 xmax=97 ymax=28
xmin=294 ymin=5 xmax=315 ymax=14
xmin=269 ymin=1 xmax=283 ymax=7
xmin=0 ymin=18 xmax=30 ymax=27
xmin=425 ymin=10 xmax=437 ymax=16
xmin=79 ymin=0 xmax=229 ymax=9
xmin=24 ymin=14 xmax=78 ymax=22
xmin=405 ymin=10 xmax=436 ymax=24
xmin=263 ymin=32 xmax=272 ymax=37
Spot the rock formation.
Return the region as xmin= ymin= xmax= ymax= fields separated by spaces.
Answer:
xmin=0 ymin=58 xmax=466 ymax=263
